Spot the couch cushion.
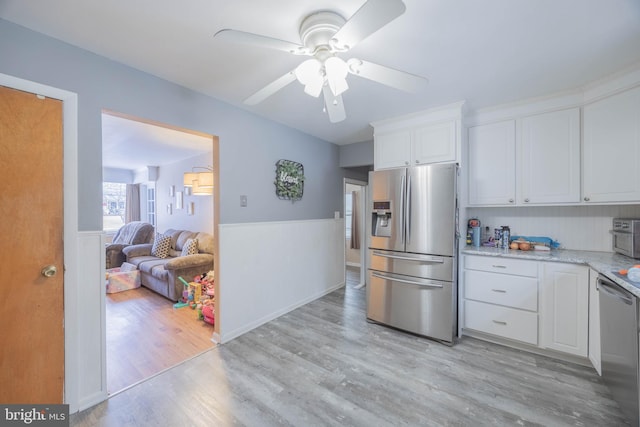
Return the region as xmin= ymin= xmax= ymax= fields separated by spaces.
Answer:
xmin=137 ymin=259 xmax=171 ymax=280
xmin=151 ymin=233 xmax=171 ymax=258
xmin=181 ymin=238 xmax=199 ymax=256
xmin=195 ymin=232 xmax=214 ymax=255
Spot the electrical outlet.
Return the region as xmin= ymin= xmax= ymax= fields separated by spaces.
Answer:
xmin=240 ymin=195 xmax=247 ymax=207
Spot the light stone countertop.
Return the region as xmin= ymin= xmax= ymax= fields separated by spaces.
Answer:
xmin=461 ymin=246 xmax=640 ymax=298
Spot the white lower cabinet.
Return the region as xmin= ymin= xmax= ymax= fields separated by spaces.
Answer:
xmin=540 ymin=262 xmax=589 ymax=357
xmin=463 ymin=255 xmax=592 ymax=363
xmin=465 ymin=300 xmax=538 ymax=345
xmin=463 ymin=255 xmax=539 ymax=346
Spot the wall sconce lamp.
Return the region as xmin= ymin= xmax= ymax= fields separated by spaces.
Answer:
xmin=184 ymin=166 xmax=213 ymax=196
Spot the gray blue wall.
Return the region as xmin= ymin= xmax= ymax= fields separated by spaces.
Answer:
xmin=0 ymin=19 xmax=349 ymax=229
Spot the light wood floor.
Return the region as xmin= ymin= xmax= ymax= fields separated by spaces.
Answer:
xmin=75 ymin=266 xmax=627 ymax=426
xmin=106 ymin=286 xmax=215 ymax=394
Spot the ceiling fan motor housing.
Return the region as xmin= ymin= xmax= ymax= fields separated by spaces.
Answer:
xmin=299 ymin=11 xmax=346 ymax=54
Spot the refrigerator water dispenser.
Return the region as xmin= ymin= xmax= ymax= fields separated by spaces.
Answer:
xmin=372 ymin=201 xmax=392 ymax=237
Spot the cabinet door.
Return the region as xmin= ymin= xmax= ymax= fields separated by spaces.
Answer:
xmin=541 ymin=263 xmax=589 ymax=357
xmin=412 ymin=121 xmax=457 ymax=165
xmin=468 ymin=121 xmax=516 ymax=205
xmin=374 ymin=130 xmax=411 ymax=170
xmin=588 ymin=269 xmax=601 ymax=375
xmin=583 ymin=86 xmax=640 ymax=202
xmin=518 ymin=108 xmax=580 ymax=204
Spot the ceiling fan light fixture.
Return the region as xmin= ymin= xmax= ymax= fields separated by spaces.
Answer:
xmin=295 ymin=59 xmax=324 ymax=97
xmin=325 ymin=56 xmax=349 ymax=96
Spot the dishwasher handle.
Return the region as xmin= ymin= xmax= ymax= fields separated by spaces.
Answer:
xmin=598 ymin=276 xmax=635 ymax=306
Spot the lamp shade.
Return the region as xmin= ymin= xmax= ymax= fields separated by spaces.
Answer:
xmin=183 ymin=172 xmax=198 ymax=187
xmin=197 ymin=172 xmax=214 ymax=188
xmin=192 ymin=178 xmax=213 ymax=196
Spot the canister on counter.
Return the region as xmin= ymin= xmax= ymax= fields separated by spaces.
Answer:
xmin=494 ymin=228 xmax=502 ymax=247
xmin=501 ymin=226 xmax=511 ymax=249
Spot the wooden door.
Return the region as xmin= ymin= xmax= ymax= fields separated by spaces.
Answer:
xmin=0 ymin=85 xmax=64 ymax=403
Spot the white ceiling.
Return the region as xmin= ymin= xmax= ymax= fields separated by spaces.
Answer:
xmin=2 ymin=0 xmax=640 ymax=145
xmin=101 ymin=113 xmax=212 ymax=171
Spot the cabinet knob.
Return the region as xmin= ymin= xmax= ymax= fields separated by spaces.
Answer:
xmin=508 ymin=199 xmax=514 ymax=203
xmin=415 ymin=159 xmax=419 ymax=164
xmin=405 ymin=161 xmax=409 ymax=165
xmin=584 ymin=197 xmax=590 ymax=202
xmin=524 ymin=198 xmax=530 ymax=203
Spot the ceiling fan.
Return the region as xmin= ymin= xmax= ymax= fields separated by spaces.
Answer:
xmin=214 ymin=0 xmax=428 ymax=123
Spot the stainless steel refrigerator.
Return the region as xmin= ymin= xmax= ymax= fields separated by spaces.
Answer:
xmin=367 ymin=163 xmax=458 ymax=345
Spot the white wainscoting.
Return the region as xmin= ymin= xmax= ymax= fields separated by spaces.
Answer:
xmin=218 ymin=219 xmax=345 ymax=342
xmin=468 ymin=205 xmax=640 ymax=251
xmin=74 ymin=232 xmax=108 ymax=411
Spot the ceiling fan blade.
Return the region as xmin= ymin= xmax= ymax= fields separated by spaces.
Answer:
xmin=332 ymin=0 xmax=406 ymax=50
xmin=214 ymin=29 xmax=310 ymax=55
xmin=322 ymin=86 xmax=346 ymax=123
xmin=244 ymin=71 xmax=297 ymax=105
xmin=347 ymin=58 xmax=428 ymax=93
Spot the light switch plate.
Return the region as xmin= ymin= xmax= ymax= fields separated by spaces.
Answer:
xmin=240 ymin=195 xmax=248 ymax=207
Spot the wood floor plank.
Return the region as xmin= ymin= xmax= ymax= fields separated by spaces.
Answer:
xmin=73 ymin=267 xmax=629 ymax=426
xmin=106 ymin=286 xmax=215 ymax=393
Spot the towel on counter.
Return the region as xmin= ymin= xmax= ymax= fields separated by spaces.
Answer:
xmin=510 ymin=235 xmax=561 ymax=248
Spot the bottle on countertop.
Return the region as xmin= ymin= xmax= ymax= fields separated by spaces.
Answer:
xmin=501 ymin=225 xmax=511 ymax=249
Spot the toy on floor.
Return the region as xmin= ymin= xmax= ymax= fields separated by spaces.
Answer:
xmin=173 ymin=276 xmax=191 ymax=309
xmin=201 ymin=299 xmax=215 ymax=325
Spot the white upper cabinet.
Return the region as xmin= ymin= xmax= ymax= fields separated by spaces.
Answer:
xmin=372 ymin=101 xmax=463 ymax=170
xmin=412 ymin=121 xmax=457 ymax=165
xmin=518 ymin=108 xmax=581 ymax=204
xmin=374 ymin=130 xmax=412 ymax=169
xmin=583 ymin=85 xmax=640 ymax=203
xmin=468 ymin=108 xmax=581 ymax=206
xmin=468 ymin=120 xmax=516 ymax=205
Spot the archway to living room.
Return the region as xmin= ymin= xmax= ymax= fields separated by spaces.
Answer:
xmin=101 ymin=110 xmax=220 ymax=395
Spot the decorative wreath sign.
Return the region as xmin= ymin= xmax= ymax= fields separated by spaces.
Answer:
xmin=274 ymin=159 xmax=305 ymax=202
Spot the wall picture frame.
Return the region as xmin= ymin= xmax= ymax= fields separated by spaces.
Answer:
xmin=176 ymin=191 xmax=183 ymax=209
xmin=169 ymin=185 xmax=175 ymax=197
xmin=275 ymin=159 xmax=305 ymax=202
xmin=187 ymin=202 xmax=194 ymax=215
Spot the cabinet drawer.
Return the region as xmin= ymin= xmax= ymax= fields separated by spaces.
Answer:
xmin=464 ymin=300 xmax=538 ymax=345
xmin=464 ymin=255 xmax=538 ymax=277
xmin=465 ymin=270 xmax=538 ymax=311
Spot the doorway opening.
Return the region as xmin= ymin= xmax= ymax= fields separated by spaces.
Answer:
xmin=101 ymin=111 xmax=220 ymax=395
xmin=344 ymin=178 xmax=367 ymax=289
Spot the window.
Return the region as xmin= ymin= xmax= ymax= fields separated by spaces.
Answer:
xmin=103 ymin=182 xmax=126 ymax=231
xmin=147 ymin=186 xmax=156 ymax=226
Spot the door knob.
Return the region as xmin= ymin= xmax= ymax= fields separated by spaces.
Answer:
xmin=41 ymin=265 xmax=57 ymax=278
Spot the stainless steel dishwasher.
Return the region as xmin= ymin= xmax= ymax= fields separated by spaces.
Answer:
xmin=598 ymin=274 xmax=639 ymax=426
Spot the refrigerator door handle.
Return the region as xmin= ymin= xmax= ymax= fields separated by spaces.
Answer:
xmin=400 ymin=174 xmax=406 ymax=246
xmin=371 ymin=272 xmax=444 ymax=289
xmin=371 ymin=251 xmax=445 ymax=264
xmin=406 ymin=174 xmax=412 ymax=245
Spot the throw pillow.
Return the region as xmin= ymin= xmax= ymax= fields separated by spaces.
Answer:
xmin=181 ymin=238 xmax=199 ymax=256
xmin=151 ymin=233 xmax=171 ymax=258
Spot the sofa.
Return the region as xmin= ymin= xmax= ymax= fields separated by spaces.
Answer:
xmin=105 ymin=221 xmax=155 ymax=269
xmin=122 ymin=229 xmax=214 ymax=301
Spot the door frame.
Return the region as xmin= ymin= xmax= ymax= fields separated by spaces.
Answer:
xmin=0 ymin=73 xmax=80 ymax=411
xmin=343 ymin=178 xmax=368 ymax=287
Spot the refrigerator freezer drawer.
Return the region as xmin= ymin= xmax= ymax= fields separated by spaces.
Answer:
xmin=369 ymin=249 xmax=454 ymax=282
xmin=367 ymin=270 xmax=454 ymax=343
